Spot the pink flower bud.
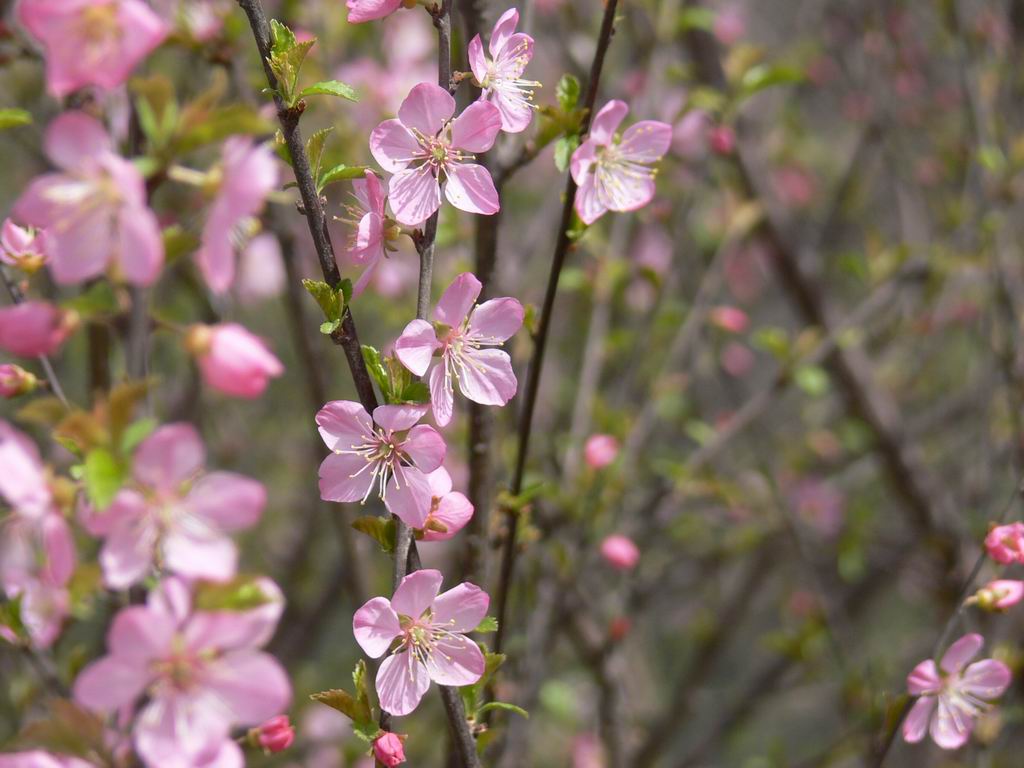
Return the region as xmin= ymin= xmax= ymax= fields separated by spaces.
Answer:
xmin=709 ymin=125 xmax=735 ymax=155
xmin=720 ymin=342 xmax=755 ymax=377
xmin=584 ymin=434 xmax=620 ymax=470
xmin=0 ymin=364 xmax=39 ymax=397
xmin=709 ymin=305 xmax=749 ymax=333
xmin=974 ymin=580 xmax=1024 ymax=611
xmin=985 ymin=522 xmax=1024 ymax=565
xmin=1 ymin=218 xmax=49 ymax=272
xmin=600 ymin=534 xmax=640 ymax=571
xmin=0 ymin=302 xmax=77 ymax=358
xmin=713 ymin=5 xmax=746 ymax=45
xmin=373 ymin=732 xmax=406 ymax=766
xmin=256 ymin=715 xmax=295 ymax=753
xmin=187 ymin=323 xmax=284 ymax=399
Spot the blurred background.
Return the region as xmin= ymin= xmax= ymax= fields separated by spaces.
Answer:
xmin=4 ymin=0 xmax=1024 ymax=766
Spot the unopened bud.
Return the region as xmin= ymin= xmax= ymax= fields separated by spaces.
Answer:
xmin=373 ymin=731 xmax=407 ymax=766
xmin=0 ymin=364 xmax=38 ymax=397
xmin=971 ymin=580 xmax=1024 ymax=612
xmin=249 ymin=715 xmax=295 ymax=754
xmin=184 ymin=324 xmax=214 ymax=356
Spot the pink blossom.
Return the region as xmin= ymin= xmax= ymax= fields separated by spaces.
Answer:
xmin=255 ymin=715 xmax=295 ymax=753
xmin=903 ymin=633 xmax=1011 ymax=750
xmin=186 ymin=323 xmax=284 ymax=399
xmin=394 ymin=272 xmax=523 ymax=427
xmin=709 ymin=305 xmax=749 ymax=333
xmin=570 ymin=100 xmax=672 ymax=225
xmin=789 ymin=477 xmax=845 ymax=538
xmin=771 ymin=166 xmax=816 ymax=208
xmin=17 ymin=0 xmax=168 ymax=97
xmin=419 ymin=467 xmax=474 ymax=541
xmin=0 ymin=364 xmax=38 ymax=398
xmin=347 ymin=0 xmax=404 ymax=24
xmin=713 ymin=4 xmax=746 ymax=45
xmin=13 ymin=112 xmax=164 ymax=285
xmin=672 ymin=109 xmax=710 ymax=158
xmin=370 ymin=83 xmax=502 ymax=226
xmin=236 ymin=232 xmax=286 ymax=304
xmin=74 ymin=577 xmax=290 ymax=768
xmin=600 ymin=534 xmax=639 ymax=571
xmin=85 ymin=423 xmax=266 ymax=588
xmin=984 ymin=522 xmax=1024 ymax=564
xmin=0 ymin=302 xmax=76 ymax=358
xmin=345 ymin=170 xmax=402 ymax=295
xmin=584 ymin=434 xmax=619 ymax=469
xmin=317 ymin=401 xmax=446 ymax=528
xmin=195 ymin=138 xmax=278 ymax=293
xmin=372 ymin=732 xmax=406 ymax=766
xmin=974 ymin=580 xmax=1024 ymax=611
xmin=709 ymin=124 xmax=735 ymax=155
xmin=353 ymin=569 xmax=487 ymax=716
xmin=0 ymin=421 xmax=75 ymax=648
xmin=468 ymin=8 xmax=540 ymax=133
xmin=721 ymin=341 xmax=754 ymax=377
xmin=0 ymin=752 xmax=96 ymax=768
xmin=572 ymin=733 xmax=606 ymax=768
xmin=1 ymin=219 xmax=50 ymax=272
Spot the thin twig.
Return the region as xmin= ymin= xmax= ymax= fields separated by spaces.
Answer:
xmin=493 ymin=0 xmax=621 ymax=657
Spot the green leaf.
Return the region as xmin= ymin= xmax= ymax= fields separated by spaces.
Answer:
xmin=163 ymin=225 xmax=200 ymax=262
xmin=299 ymin=80 xmax=359 ymax=102
xmin=62 ymin=282 xmax=119 ymax=319
xmin=339 ymin=278 xmax=353 ymax=306
xmin=302 ymin=279 xmax=342 ymax=322
xmin=739 ymin=63 xmax=805 ymax=96
xmin=476 ymin=701 xmax=529 ymax=719
xmin=555 ymin=74 xmax=580 ymax=111
xmin=269 ymin=19 xmax=297 ymax=54
xmin=362 ymin=345 xmax=390 ymax=395
xmin=352 ymin=515 xmax=396 ymax=553
xmin=310 ymin=689 xmax=371 ymax=724
xmin=554 ymin=135 xmax=579 ymax=173
xmin=0 ymin=108 xmax=31 ymax=130
xmin=0 ymin=594 xmax=26 ymax=643
xmin=394 ymin=380 xmax=430 ymax=405
xmin=121 ymin=418 xmax=157 ymax=454
xmin=794 ymin=365 xmax=829 ymax=397
xmin=306 ymin=127 xmax=334 ymax=181
xmin=268 ymin=26 xmax=316 ymax=106
xmin=194 ymin=576 xmax=275 ymax=611
xmin=320 ymin=319 xmax=341 ymax=335
xmin=318 ymin=163 xmax=370 ymax=192
xmin=677 ymin=7 xmax=715 ymax=32
xmin=83 ymin=449 xmax=126 ymax=510
xmin=474 ymin=616 xmax=499 ymax=634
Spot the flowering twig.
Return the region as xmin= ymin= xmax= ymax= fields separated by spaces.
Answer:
xmin=235 ymin=0 xmax=378 ymax=414
xmin=493 ymin=0 xmax=621 ymax=656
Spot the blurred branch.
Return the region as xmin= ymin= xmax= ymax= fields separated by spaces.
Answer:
xmin=493 ymin=0 xmax=621 ymax=658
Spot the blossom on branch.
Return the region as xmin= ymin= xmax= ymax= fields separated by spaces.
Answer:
xmin=394 ymin=272 xmax=523 ymax=427
xmin=353 ymin=569 xmax=487 ymax=716
xmin=370 ymin=83 xmax=502 ymax=226
xmin=570 ymin=100 xmax=672 ymax=225
xmin=468 ymin=8 xmax=540 ymax=133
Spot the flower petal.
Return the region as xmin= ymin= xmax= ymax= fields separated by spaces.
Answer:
xmin=429 ymin=358 xmax=455 ymax=427
xmin=907 ymin=659 xmax=940 ymax=696
xmin=73 ymin=656 xmax=150 ymax=713
xmin=373 ymin=404 xmax=428 ymax=433
xmin=930 ymin=696 xmax=973 ymax=750
xmin=389 ymin=166 xmax=442 ymax=227
xmin=574 ymin=172 xmax=607 ymax=225
xmin=353 ymin=597 xmax=403 ymax=658
xmin=391 ymin=569 xmax=443 ymax=619
xmin=117 ymin=204 xmax=164 ymax=286
xmin=444 ymin=163 xmax=500 ymax=215
xmin=422 ymin=490 xmax=474 ymax=542
xmin=44 ymin=111 xmax=113 ymax=170
xmin=316 ymin=400 xmax=374 ymax=451
xmin=395 ymin=319 xmax=441 ymax=377
xmin=163 ymin=530 xmax=238 ymax=582
xmin=386 ymin=466 xmax=435 ymax=529
xmin=376 ymin=649 xmax=430 ymax=716
xmin=960 ymin=659 xmax=1012 ymax=700
xmin=423 ymin=633 xmax=485 ymax=686
xmin=902 ymin=695 xmax=936 ymax=744
xmin=432 ymin=582 xmax=489 ymax=632
xmin=370 ymin=119 xmax=421 ymax=173
xmin=435 ymin=272 xmax=482 ymax=326
xmin=398 ymin=83 xmax=456 ymax=136
xmin=618 ymin=120 xmax=673 ymax=163
xmin=468 ymin=34 xmax=487 ymax=83
xmin=468 ymin=297 xmax=524 ymax=342
xmin=589 ymin=100 xmax=629 ymax=146
xmin=202 ymin=650 xmax=292 ymax=725
xmin=185 ymin=472 xmax=265 ymax=531
xmin=134 ymin=423 xmax=205 ymax=491
xmin=403 ymin=425 xmax=446 ymax=472
xmin=450 ymin=101 xmax=502 ymax=153
xmin=457 ymin=348 xmax=518 ymax=406
xmin=940 ymin=633 xmax=983 ymax=675
xmin=319 ymin=452 xmax=375 ymax=504
xmin=490 ymin=7 xmax=519 ymax=56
